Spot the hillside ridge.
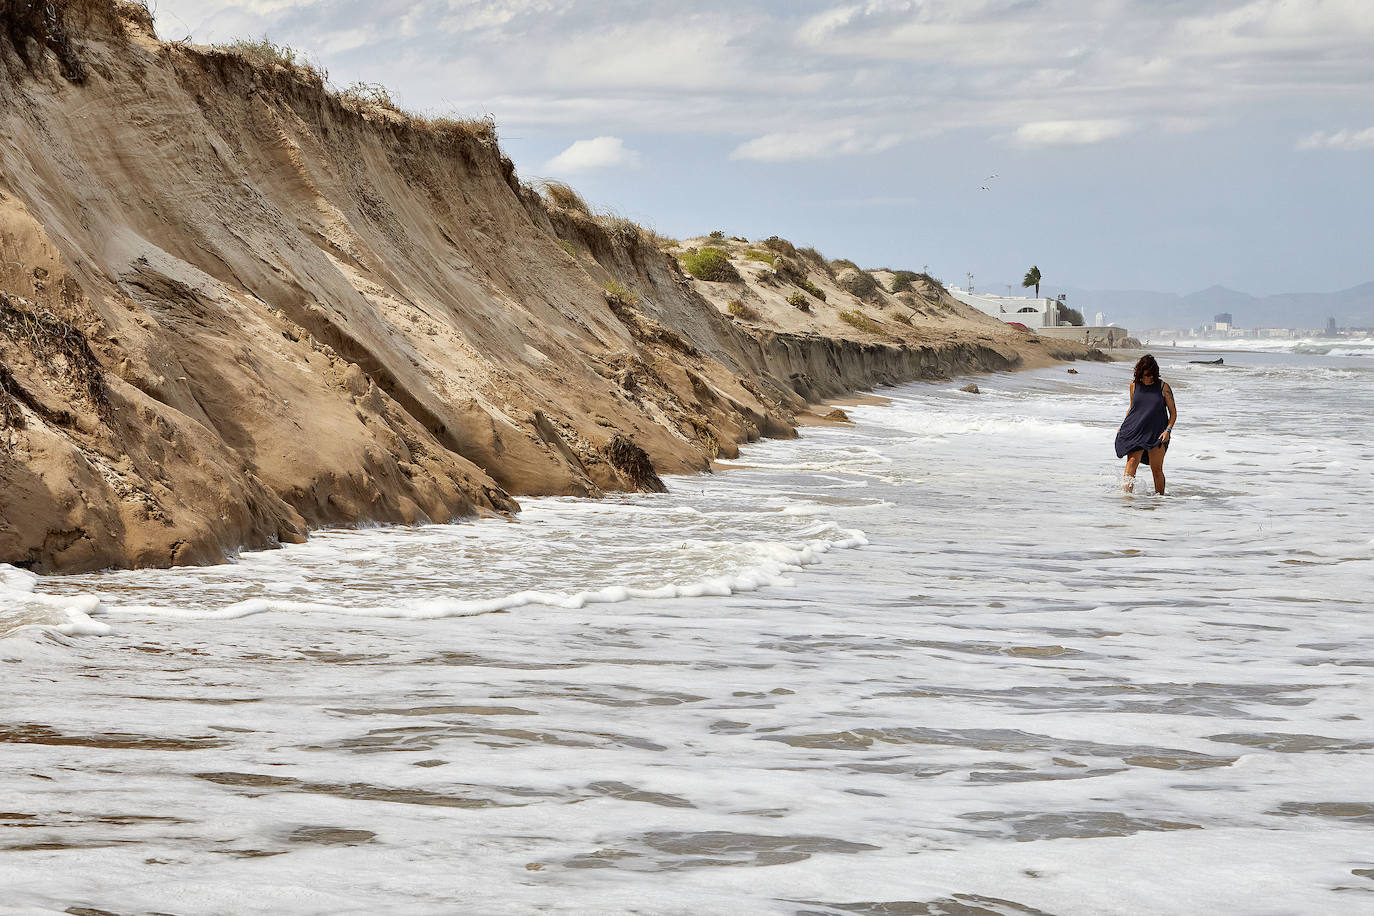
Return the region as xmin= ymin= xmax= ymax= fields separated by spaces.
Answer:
xmin=0 ymin=1 xmax=1092 ymax=572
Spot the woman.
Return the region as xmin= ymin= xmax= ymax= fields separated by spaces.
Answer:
xmin=1115 ymin=354 xmax=1177 ymax=494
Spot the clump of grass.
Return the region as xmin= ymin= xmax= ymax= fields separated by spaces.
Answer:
xmin=537 ymin=180 xmax=592 ymax=215
xmin=787 ymin=292 xmax=811 ymax=311
xmin=708 ymin=230 xmax=726 ymax=240
xmin=640 ymin=226 xmax=679 ymax=249
xmin=839 ymin=310 xmax=883 ymax=334
xmin=763 ymin=236 xmax=798 ymax=258
xmin=338 ymin=81 xmax=403 ymax=113
xmin=680 ymin=247 xmax=741 ymax=283
xmin=830 ymin=258 xmax=860 ymax=272
xmin=603 ymin=278 xmax=640 ymax=307
xmin=727 ymin=300 xmax=759 ymax=321
xmin=743 ymin=249 xmax=775 ymax=265
xmin=797 ymin=278 xmax=827 ymax=302
xmin=558 ymin=239 xmax=576 ymax=258
xmin=429 ymin=114 xmax=498 ymax=143
xmin=598 ymin=214 xmax=643 ymax=247
xmin=214 ymin=37 xmax=327 ymax=82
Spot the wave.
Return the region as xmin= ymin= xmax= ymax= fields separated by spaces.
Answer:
xmin=0 ymin=565 xmax=111 ymax=638
xmin=4 ymin=523 xmax=868 ymax=632
xmin=1168 ymin=337 xmax=1374 ymax=356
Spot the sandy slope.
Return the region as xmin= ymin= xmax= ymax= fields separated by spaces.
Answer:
xmin=0 ymin=1 xmax=1095 ymax=572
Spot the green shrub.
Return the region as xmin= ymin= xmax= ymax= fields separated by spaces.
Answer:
xmin=558 ymin=240 xmax=576 ymax=258
xmin=708 ymin=230 xmax=726 ymax=240
xmin=603 ymin=278 xmax=640 ymax=307
xmin=726 ymin=300 xmax=759 ymax=320
xmin=681 ymin=247 xmax=741 ymax=282
xmin=839 ymin=310 xmax=883 ymax=334
xmin=830 ymin=258 xmax=859 ymax=272
xmin=763 ymin=236 xmax=798 ymax=258
xmin=890 ymin=270 xmax=919 ymax=293
xmin=743 ymin=249 xmax=775 ymax=265
xmin=837 ymin=268 xmax=879 ymax=299
xmin=787 ymin=292 xmax=810 ymax=311
xmin=797 ymin=278 xmax=827 ymax=302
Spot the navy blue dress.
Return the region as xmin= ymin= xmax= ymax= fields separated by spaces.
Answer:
xmin=1115 ymin=378 xmax=1170 ymax=465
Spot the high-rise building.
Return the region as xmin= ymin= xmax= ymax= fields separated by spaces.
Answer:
xmin=1326 ymin=317 xmax=1338 ymax=337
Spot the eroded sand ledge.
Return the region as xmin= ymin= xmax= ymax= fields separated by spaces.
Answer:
xmin=0 ymin=1 xmax=1097 ymax=573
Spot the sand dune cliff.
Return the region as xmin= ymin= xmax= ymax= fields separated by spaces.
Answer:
xmin=0 ymin=1 xmax=1093 ymax=573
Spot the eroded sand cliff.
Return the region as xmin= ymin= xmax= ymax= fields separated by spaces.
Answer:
xmin=0 ymin=1 xmax=1094 ymax=572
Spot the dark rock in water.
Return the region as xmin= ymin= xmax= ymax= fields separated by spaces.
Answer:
xmin=602 ymin=434 xmax=667 ymax=492
xmin=1189 ymin=358 xmax=1225 ymax=365
xmin=823 ymin=409 xmax=851 ymax=422
xmin=1067 ymin=368 xmax=1079 ymax=374
xmin=960 ymin=383 xmax=981 ymax=394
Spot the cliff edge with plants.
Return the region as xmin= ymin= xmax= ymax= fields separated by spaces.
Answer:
xmin=0 ymin=0 xmax=1093 ymax=572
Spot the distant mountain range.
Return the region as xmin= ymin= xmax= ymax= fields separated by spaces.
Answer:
xmin=981 ymin=281 xmax=1374 ymax=330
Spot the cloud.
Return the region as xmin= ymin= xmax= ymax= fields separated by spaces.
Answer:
xmin=730 ymin=128 xmax=902 ymax=162
xmin=1297 ymin=127 xmax=1374 ymax=151
xmin=151 ymin=0 xmax=1374 ymax=147
xmin=1013 ymin=119 xmax=1132 ymax=147
xmin=545 ymin=136 xmax=641 ymax=172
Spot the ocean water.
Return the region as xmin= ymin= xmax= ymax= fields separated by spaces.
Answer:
xmin=2 ymin=347 xmax=1372 ymax=915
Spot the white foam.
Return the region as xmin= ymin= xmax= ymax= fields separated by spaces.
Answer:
xmin=5 ymin=349 xmax=1372 ymax=915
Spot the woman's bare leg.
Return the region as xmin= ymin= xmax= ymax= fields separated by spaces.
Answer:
xmin=1123 ymin=451 xmax=1142 ymax=492
xmin=1148 ymin=445 xmax=1167 ymax=494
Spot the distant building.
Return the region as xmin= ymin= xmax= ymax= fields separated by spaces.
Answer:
xmin=946 ymin=287 xmax=1061 ymax=328
xmin=1214 ymin=312 xmax=1234 ymax=327
xmin=1326 ymin=317 xmax=1338 ymax=337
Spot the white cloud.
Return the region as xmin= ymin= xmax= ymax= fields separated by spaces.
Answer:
xmin=545 ymin=136 xmax=641 ymax=172
xmin=1012 ymin=119 xmax=1132 ymax=147
xmin=1297 ymin=127 xmax=1374 ymax=151
xmin=730 ymin=128 xmax=902 ymax=162
xmin=152 ymin=0 xmax=1374 ymax=148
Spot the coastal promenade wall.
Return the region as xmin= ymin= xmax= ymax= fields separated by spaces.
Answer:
xmin=0 ymin=0 xmax=1091 ymax=572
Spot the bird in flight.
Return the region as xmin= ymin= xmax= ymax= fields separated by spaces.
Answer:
xmin=979 ymin=173 xmax=999 ymax=191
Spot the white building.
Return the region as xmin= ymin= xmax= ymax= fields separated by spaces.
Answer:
xmin=946 ymin=287 xmax=1061 ymax=328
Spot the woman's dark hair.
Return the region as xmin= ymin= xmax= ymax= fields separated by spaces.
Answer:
xmin=1133 ymin=354 xmax=1160 ymax=383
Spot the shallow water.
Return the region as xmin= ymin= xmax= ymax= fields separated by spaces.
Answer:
xmin=3 ymin=349 xmax=1372 ymax=915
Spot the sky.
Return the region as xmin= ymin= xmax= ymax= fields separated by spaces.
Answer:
xmin=149 ymin=0 xmax=1374 ymax=297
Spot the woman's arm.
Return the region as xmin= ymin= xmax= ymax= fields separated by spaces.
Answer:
xmin=1161 ymin=382 xmax=1178 ymax=441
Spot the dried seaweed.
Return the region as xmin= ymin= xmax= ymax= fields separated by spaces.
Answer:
xmin=1 ymin=0 xmax=88 ymax=83
xmin=0 ymin=293 xmax=112 ymax=425
xmin=601 ymin=434 xmax=665 ymax=493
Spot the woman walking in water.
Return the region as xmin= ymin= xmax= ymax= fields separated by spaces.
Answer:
xmin=1115 ymin=354 xmax=1177 ymax=494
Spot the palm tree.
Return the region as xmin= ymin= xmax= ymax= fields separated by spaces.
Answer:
xmin=1022 ymin=266 xmax=1042 ymax=298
